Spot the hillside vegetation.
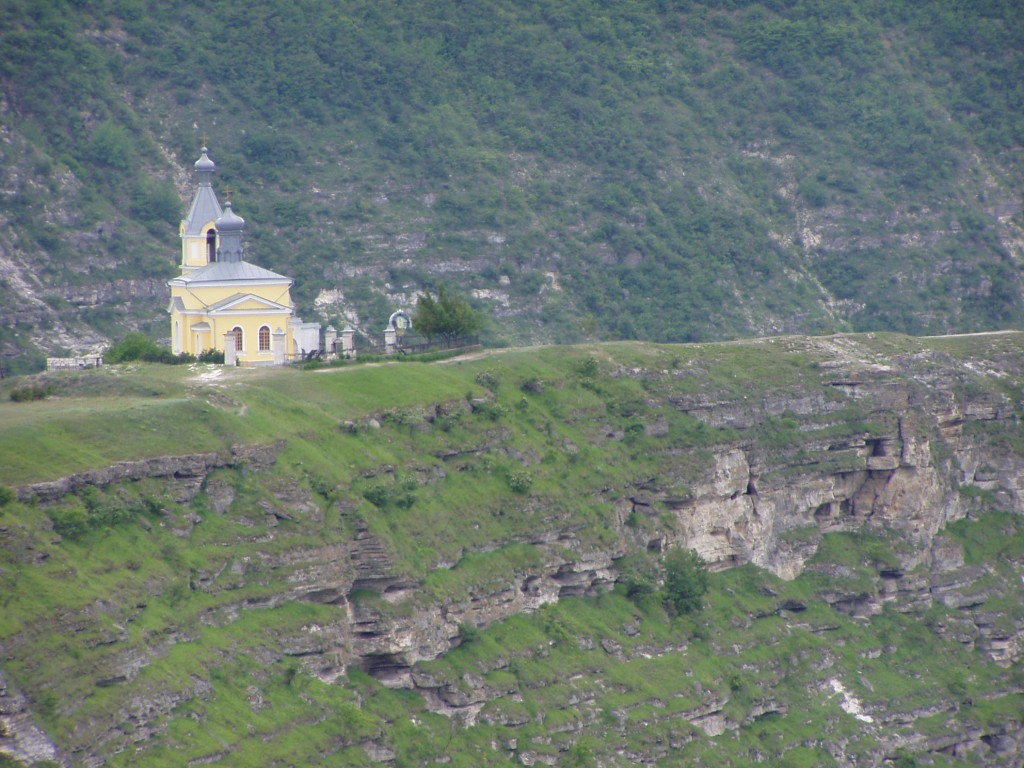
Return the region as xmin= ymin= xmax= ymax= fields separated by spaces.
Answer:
xmin=1 ymin=334 xmax=1024 ymax=766
xmin=1 ymin=0 xmax=1024 ymax=370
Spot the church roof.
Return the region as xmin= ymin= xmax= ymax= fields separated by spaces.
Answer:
xmin=173 ymin=260 xmax=292 ymax=285
xmin=182 ymin=185 xmax=222 ymax=236
xmin=181 ymin=148 xmax=223 ymax=236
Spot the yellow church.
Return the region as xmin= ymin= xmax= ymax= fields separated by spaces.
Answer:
xmin=168 ymin=147 xmax=320 ymax=365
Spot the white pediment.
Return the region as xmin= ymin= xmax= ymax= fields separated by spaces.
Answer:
xmin=207 ymin=293 xmax=292 ymax=314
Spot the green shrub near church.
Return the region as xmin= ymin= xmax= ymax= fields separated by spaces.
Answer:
xmin=104 ymin=333 xmax=223 ymax=364
xmin=105 ymin=332 xmax=183 ymax=364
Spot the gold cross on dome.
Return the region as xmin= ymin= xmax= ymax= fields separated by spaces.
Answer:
xmin=224 ymin=185 xmax=233 ymax=203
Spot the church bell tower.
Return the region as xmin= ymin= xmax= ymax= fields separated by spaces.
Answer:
xmin=178 ymin=147 xmax=222 ymax=273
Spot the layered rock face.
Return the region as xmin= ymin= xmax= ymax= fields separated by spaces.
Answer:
xmin=3 ymin=334 xmax=1024 ymax=766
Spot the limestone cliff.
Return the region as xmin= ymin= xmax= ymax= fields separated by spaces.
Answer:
xmin=1 ymin=333 xmax=1023 ymax=766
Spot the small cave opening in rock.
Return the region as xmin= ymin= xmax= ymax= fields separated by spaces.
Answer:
xmin=361 ymin=653 xmax=409 ymax=681
xmin=778 ymin=599 xmax=807 ymax=613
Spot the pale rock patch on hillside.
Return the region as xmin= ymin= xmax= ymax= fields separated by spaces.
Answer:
xmin=828 ymin=678 xmax=874 ymax=723
xmin=0 ymin=672 xmax=61 ymax=766
xmin=471 ymin=288 xmax=510 ymax=308
xmin=314 ymin=288 xmax=362 ymax=329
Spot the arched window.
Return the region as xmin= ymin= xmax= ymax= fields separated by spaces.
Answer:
xmin=259 ymin=326 xmax=271 ymax=351
xmin=231 ymin=326 xmax=243 ymax=351
xmin=207 ymin=229 xmax=217 ymax=263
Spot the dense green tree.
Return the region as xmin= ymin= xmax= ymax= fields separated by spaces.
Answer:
xmin=412 ymin=285 xmax=482 ymax=345
xmin=663 ymin=548 xmax=709 ymax=616
xmin=86 ymin=120 xmax=135 ymax=170
xmin=131 ymin=177 xmax=181 ymax=229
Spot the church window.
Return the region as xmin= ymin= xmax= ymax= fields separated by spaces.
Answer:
xmin=207 ymin=229 xmax=217 ymax=263
xmin=259 ymin=326 xmax=271 ymax=351
xmin=231 ymin=326 xmax=243 ymax=351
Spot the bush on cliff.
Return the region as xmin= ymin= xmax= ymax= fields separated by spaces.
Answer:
xmin=664 ymin=548 xmax=709 ymax=616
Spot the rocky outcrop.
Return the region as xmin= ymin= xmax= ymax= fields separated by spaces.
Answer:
xmin=0 ymin=672 xmax=60 ymax=767
xmin=4 ymin=335 xmax=1024 ymax=766
xmin=326 ymin=538 xmax=616 ymax=689
xmin=647 ymin=433 xmax=959 ymax=579
xmin=315 ymin=341 xmax=1024 ymax=766
xmin=14 ymin=443 xmax=283 ymax=504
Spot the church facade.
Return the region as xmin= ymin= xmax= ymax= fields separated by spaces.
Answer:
xmin=167 ymin=148 xmax=319 ymax=365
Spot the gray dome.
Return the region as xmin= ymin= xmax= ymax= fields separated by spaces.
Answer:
xmin=194 ymin=148 xmax=215 ymax=174
xmin=215 ymin=201 xmax=245 ymax=232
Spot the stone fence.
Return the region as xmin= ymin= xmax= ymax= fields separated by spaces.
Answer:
xmin=46 ymin=356 xmax=103 ymax=372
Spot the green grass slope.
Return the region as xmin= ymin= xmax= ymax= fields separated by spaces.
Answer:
xmin=0 ymin=336 xmax=1023 ymax=766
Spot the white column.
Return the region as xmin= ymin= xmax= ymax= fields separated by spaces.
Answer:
xmin=341 ymin=326 xmax=356 ymax=359
xmin=273 ymin=328 xmax=286 ymax=365
xmin=224 ymin=332 xmax=237 ymax=366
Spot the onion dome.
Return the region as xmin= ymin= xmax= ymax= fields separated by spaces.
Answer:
xmin=214 ymin=201 xmax=246 ymax=262
xmin=194 ymin=147 xmax=215 ymax=182
xmin=215 ymin=201 xmax=245 ymax=232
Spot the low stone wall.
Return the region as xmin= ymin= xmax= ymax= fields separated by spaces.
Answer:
xmin=46 ymin=356 xmax=102 ymax=372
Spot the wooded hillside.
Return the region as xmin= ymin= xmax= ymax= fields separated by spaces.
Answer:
xmin=1 ymin=0 xmax=1022 ymax=369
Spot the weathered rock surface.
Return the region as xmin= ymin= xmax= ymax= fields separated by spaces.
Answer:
xmin=15 ymin=443 xmax=283 ymax=505
xmin=0 ymin=672 xmax=60 ymax=767
xmin=5 ymin=335 xmax=1024 ymax=766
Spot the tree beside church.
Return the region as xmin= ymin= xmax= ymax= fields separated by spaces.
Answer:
xmin=412 ymin=285 xmax=481 ymax=345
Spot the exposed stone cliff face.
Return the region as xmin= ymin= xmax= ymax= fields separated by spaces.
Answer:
xmin=14 ymin=443 xmax=283 ymax=505
xmin=4 ymin=335 xmax=1024 ymax=766
xmin=326 ymin=340 xmax=1024 ymax=722
xmin=0 ymin=672 xmax=60 ymax=767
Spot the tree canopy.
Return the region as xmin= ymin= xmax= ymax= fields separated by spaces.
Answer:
xmin=663 ymin=548 xmax=709 ymax=616
xmin=412 ymin=285 xmax=482 ymax=345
